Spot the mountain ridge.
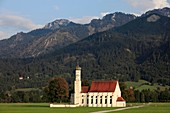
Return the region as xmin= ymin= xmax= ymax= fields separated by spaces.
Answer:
xmin=1 ymin=7 xmax=170 ymax=58
xmin=0 ymin=12 xmax=136 ymax=58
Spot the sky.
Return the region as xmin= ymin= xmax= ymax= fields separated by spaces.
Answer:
xmin=0 ymin=0 xmax=170 ymax=40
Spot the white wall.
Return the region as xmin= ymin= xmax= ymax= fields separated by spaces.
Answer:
xmin=116 ymin=101 xmax=126 ymax=107
xmin=79 ymin=81 xmax=126 ymax=107
xmin=74 ymin=67 xmax=82 ymax=105
xmin=87 ymin=92 xmax=115 ymax=107
xmin=74 ymin=80 xmax=81 ymax=105
xmin=50 ymin=104 xmax=79 ymax=107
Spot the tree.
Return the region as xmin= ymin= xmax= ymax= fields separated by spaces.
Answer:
xmin=23 ymin=92 xmax=29 ymax=102
xmin=140 ymin=92 xmax=145 ymax=103
xmin=128 ymin=88 xmax=136 ymax=102
xmin=134 ymin=90 xmax=140 ymax=102
xmin=119 ymin=82 xmax=128 ymax=101
xmin=46 ymin=77 xmax=69 ymax=103
xmin=159 ymin=88 xmax=170 ymax=102
xmin=82 ymin=80 xmax=90 ymax=86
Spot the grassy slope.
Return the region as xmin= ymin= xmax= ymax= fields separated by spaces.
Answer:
xmin=15 ymin=88 xmax=40 ymax=92
xmin=125 ymin=80 xmax=170 ymax=91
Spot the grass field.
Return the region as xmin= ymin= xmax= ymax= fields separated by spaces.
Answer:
xmin=117 ymin=103 xmax=170 ymax=113
xmin=0 ymin=103 xmax=169 ymax=113
xmin=125 ymin=80 xmax=170 ymax=91
xmin=0 ymin=103 xmax=116 ymax=113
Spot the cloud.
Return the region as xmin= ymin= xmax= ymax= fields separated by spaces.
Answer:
xmin=69 ymin=12 xmax=112 ymax=24
xmin=0 ymin=15 xmax=43 ymax=30
xmin=69 ymin=16 xmax=99 ymax=24
xmin=153 ymin=0 xmax=170 ymax=8
xmin=100 ymin=12 xmax=111 ymax=17
xmin=54 ymin=5 xmax=59 ymax=11
xmin=125 ymin=0 xmax=170 ymax=14
xmin=0 ymin=31 xmax=8 ymax=40
xmin=0 ymin=14 xmax=43 ymax=40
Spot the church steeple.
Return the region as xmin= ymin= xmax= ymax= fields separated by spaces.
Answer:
xmin=74 ymin=65 xmax=82 ymax=105
xmin=75 ymin=65 xmax=81 ymax=81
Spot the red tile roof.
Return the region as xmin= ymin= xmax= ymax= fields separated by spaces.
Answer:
xmin=116 ymin=97 xmax=125 ymax=101
xmin=89 ymin=81 xmax=117 ymax=92
xmin=81 ymin=86 xmax=89 ymax=93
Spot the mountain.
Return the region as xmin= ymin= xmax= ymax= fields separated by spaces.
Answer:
xmin=88 ymin=12 xmax=136 ymax=32
xmin=0 ymin=29 xmax=52 ymax=58
xmin=42 ymin=13 xmax=170 ymax=85
xmin=142 ymin=7 xmax=170 ymax=17
xmin=44 ymin=19 xmax=70 ymax=30
xmin=2 ymin=7 xmax=170 ymax=58
xmin=0 ymin=10 xmax=170 ymax=92
xmin=0 ymin=13 xmax=136 ymax=58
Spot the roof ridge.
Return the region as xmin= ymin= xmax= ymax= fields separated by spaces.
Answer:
xmin=92 ymin=80 xmax=117 ymax=82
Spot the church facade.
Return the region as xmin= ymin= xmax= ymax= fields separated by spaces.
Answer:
xmin=71 ymin=65 xmax=126 ymax=107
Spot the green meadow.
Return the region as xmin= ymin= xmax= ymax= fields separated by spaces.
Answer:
xmin=125 ymin=80 xmax=170 ymax=91
xmin=0 ymin=103 xmax=116 ymax=113
xmin=117 ymin=103 xmax=170 ymax=113
xmin=0 ymin=103 xmax=169 ymax=113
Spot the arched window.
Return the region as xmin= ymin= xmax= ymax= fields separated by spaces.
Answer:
xmin=96 ymin=96 xmax=98 ymax=104
xmin=87 ymin=95 xmax=89 ymax=104
xmin=110 ymin=96 xmax=112 ymax=104
xmin=100 ymin=96 xmax=102 ymax=104
xmin=105 ymin=96 xmax=107 ymax=104
xmin=91 ymin=96 xmax=93 ymax=104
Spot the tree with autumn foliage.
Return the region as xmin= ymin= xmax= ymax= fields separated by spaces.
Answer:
xmin=45 ymin=77 xmax=69 ymax=103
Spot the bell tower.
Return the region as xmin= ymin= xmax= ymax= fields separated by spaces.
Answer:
xmin=74 ymin=65 xmax=82 ymax=105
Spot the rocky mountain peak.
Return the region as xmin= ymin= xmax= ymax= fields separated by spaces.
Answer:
xmin=147 ymin=14 xmax=160 ymax=22
xmin=142 ymin=7 xmax=170 ymax=17
xmin=89 ymin=12 xmax=136 ymax=32
xmin=102 ymin=12 xmax=136 ymax=21
xmin=44 ymin=19 xmax=70 ymax=30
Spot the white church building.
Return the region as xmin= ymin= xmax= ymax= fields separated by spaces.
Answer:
xmin=71 ymin=65 xmax=126 ymax=107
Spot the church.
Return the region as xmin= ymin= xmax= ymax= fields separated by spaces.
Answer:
xmin=71 ymin=65 xmax=126 ymax=107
